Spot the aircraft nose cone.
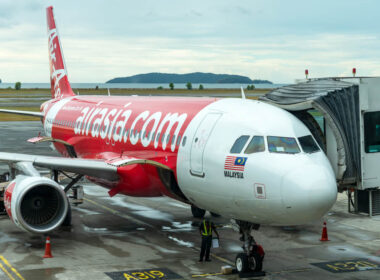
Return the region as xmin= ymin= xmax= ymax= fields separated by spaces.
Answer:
xmin=281 ymin=164 xmax=337 ymax=225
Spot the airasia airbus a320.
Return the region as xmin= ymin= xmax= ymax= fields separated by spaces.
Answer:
xmin=0 ymin=6 xmax=337 ymax=273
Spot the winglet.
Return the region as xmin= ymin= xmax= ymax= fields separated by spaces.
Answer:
xmin=241 ymin=86 xmax=246 ymax=99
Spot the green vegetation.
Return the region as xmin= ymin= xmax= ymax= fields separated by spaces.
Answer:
xmin=199 ymin=84 xmax=204 ymax=90
xmin=157 ymin=86 xmax=164 ymax=90
xmin=246 ymin=85 xmax=255 ymax=90
xmin=186 ymin=82 xmax=192 ymax=90
xmin=0 ymin=87 xmax=271 ymax=121
xmin=0 ymin=87 xmax=270 ymax=96
xmin=15 ymin=82 xmax=21 ymax=90
xmin=169 ymin=83 xmax=174 ymax=90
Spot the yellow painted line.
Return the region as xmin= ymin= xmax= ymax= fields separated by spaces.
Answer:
xmin=192 ymin=272 xmax=223 ymax=277
xmin=270 ymin=268 xmax=312 ymax=274
xmin=190 ymin=247 xmax=234 ymax=266
xmin=0 ymin=263 xmax=15 ymax=280
xmin=84 ymin=198 xmax=152 ymax=228
xmin=209 ymin=253 xmax=234 ymax=266
xmin=0 ymin=256 xmax=25 ymax=280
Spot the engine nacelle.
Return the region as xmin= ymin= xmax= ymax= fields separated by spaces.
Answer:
xmin=4 ymin=175 xmax=68 ymax=234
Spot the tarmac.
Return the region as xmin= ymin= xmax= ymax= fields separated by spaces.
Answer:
xmin=0 ymin=121 xmax=380 ymax=280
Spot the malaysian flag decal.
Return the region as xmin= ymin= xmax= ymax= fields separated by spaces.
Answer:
xmin=224 ymin=156 xmax=247 ymax=171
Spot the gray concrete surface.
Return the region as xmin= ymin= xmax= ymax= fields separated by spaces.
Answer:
xmin=0 ymin=121 xmax=379 ymax=280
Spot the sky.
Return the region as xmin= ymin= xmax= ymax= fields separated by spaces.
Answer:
xmin=1 ymin=0 xmax=380 ymax=83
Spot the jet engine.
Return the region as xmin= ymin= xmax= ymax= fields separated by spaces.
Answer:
xmin=3 ymin=175 xmax=68 ymax=234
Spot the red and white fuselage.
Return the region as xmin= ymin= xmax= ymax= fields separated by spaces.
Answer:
xmin=37 ymin=6 xmax=338 ymax=226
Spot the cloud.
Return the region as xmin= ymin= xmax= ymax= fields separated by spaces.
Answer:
xmin=1 ymin=0 xmax=380 ymax=83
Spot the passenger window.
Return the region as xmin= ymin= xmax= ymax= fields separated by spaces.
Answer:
xmin=364 ymin=111 xmax=380 ymax=153
xmin=244 ymin=136 xmax=265 ymax=154
xmin=182 ymin=136 xmax=187 ymax=146
xmin=267 ymin=136 xmax=300 ymax=154
xmin=298 ymin=135 xmax=320 ymax=153
xmin=230 ymin=135 xmax=250 ymax=154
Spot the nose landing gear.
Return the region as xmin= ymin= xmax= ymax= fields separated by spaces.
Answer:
xmin=235 ymin=220 xmax=265 ymax=274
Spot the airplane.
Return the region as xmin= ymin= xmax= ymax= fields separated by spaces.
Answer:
xmin=0 ymin=6 xmax=337 ymax=273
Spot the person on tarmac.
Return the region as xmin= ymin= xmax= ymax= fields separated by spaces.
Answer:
xmin=199 ymin=218 xmax=219 ymax=262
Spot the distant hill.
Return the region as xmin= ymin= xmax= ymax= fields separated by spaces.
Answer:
xmin=106 ymin=72 xmax=272 ymax=84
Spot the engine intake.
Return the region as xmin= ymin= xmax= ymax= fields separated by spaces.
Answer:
xmin=4 ymin=175 xmax=68 ymax=233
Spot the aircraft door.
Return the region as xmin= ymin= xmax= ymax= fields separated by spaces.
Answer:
xmin=190 ymin=113 xmax=222 ymax=177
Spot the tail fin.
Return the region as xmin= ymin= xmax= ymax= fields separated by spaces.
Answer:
xmin=46 ymin=6 xmax=75 ymax=99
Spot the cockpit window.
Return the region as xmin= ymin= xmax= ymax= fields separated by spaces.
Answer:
xmin=267 ymin=136 xmax=300 ymax=154
xmin=244 ymin=136 xmax=265 ymax=154
xmin=298 ymin=135 xmax=320 ymax=153
xmin=230 ymin=135 xmax=250 ymax=154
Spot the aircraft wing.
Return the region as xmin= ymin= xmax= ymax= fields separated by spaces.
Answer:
xmin=0 ymin=109 xmax=44 ymax=118
xmin=0 ymin=152 xmax=171 ymax=181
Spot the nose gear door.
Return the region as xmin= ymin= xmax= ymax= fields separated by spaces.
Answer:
xmin=190 ymin=113 xmax=222 ymax=177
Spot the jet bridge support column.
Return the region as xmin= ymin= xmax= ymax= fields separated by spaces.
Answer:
xmin=349 ymin=189 xmax=380 ymax=216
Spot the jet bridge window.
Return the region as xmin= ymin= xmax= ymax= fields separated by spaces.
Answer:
xmin=230 ymin=135 xmax=250 ymax=154
xmin=364 ymin=111 xmax=380 ymax=153
xmin=267 ymin=136 xmax=300 ymax=154
xmin=244 ymin=136 xmax=265 ymax=154
xmin=298 ymin=135 xmax=320 ymax=153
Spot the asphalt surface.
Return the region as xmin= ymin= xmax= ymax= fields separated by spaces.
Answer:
xmin=0 ymin=121 xmax=379 ymax=280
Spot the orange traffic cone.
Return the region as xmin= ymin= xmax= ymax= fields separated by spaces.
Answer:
xmin=320 ymin=222 xmax=329 ymax=241
xmin=43 ymin=236 xmax=53 ymax=258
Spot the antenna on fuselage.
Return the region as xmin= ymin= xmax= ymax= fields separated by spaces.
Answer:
xmin=108 ymin=89 xmax=111 ymax=96
xmin=240 ymin=86 xmax=246 ymax=99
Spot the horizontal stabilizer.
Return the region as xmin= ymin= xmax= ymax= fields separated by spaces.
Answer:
xmin=0 ymin=109 xmax=43 ymax=118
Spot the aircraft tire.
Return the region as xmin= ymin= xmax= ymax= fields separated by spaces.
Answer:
xmin=249 ymin=252 xmax=263 ymax=272
xmin=191 ymin=205 xmax=206 ymax=218
xmin=235 ymin=253 xmax=249 ymax=273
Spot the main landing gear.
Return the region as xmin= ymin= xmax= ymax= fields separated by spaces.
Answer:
xmin=52 ymin=170 xmax=84 ymax=227
xmin=235 ymin=220 xmax=265 ymax=273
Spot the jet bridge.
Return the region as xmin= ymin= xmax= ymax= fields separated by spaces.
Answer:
xmin=260 ymin=77 xmax=380 ymax=216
